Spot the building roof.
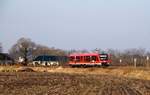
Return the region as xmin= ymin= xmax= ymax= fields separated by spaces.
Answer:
xmin=0 ymin=53 xmax=13 ymax=61
xmin=33 ymin=55 xmax=66 ymax=61
xmin=33 ymin=55 xmax=56 ymax=61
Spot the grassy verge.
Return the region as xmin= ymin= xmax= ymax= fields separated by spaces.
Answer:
xmin=0 ymin=66 xmax=149 ymax=80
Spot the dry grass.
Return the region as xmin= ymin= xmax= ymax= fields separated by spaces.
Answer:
xmin=0 ymin=66 xmax=150 ymax=80
xmin=33 ymin=66 xmax=150 ymax=80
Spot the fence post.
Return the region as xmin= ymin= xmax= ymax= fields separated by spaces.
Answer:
xmin=146 ymin=56 xmax=149 ymax=68
xmin=119 ymin=59 xmax=122 ymax=64
xmin=134 ymin=58 xmax=137 ymax=68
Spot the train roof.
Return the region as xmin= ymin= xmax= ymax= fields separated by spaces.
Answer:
xmin=69 ymin=53 xmax=100 ymax=56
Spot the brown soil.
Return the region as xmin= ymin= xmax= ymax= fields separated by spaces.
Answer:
xmin=0 ymin=72 xmax=149 ymax=95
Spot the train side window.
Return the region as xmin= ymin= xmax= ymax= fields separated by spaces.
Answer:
xmin=80 ymin=56 xmax=83 ymax=62
xmin=84 ymin=56 xmax=90 ymax=62
xmin=69 ymin=56 xmax=75 ymax=62
xmin=76 ymin=56 xmax=80 ymax=62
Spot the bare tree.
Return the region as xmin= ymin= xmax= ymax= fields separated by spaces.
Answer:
xmin=32 ymin=45 xmax=66 ymax=57
xmin=0 ymin=43 xmax=2 ymax=53
xmin=106 ymin=48 xmax=147 ymax=66
xmin=9 ymin=38 xmax=36 ymax=65
xmin=123 ymin=48 xmax=146 ymax=66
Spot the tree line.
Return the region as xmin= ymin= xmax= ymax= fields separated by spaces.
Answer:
xmin=0 ymin=37 xmax=150 ymax=66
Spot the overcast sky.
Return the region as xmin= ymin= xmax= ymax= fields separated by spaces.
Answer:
xmin=0 ymin=0 xmax=150 ymax=52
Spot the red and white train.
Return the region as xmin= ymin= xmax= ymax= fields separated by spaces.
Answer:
xmin=68 ymin=53 xmax=111 ymax=67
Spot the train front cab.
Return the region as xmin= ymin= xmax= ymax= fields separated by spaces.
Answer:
xmin=99 ymin=54 xmax=111 ymax=66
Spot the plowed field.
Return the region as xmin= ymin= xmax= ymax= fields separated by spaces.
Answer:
xmin=0 ymin=67 xmax=150 ymax=95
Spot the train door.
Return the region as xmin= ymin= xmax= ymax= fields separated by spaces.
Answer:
xmin=69 ymin=56 xmax=75 ymax=65
xmin=91 ymin=55 xmax=98 ymax=63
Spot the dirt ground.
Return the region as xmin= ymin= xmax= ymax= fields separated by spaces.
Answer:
xmin=0 ymin=66 xmax=150 ymax=95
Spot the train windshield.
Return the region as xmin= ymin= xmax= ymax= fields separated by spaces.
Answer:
xmin=99 ymin=54 xmax=108 ymax=61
